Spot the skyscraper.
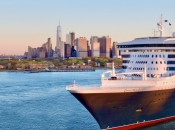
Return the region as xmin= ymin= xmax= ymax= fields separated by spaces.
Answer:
xmin=66 ymin=32 xmax=75 ymax=46
xmin=64 ymin=44 xmax=71 ymax=58
xmin=70 ymin=32 xmax=75 ymax=46
xmin=27 ymin=38 xmax=53 ymax=59
xmin=42 ymin=38 xmax=53 ymax=58
xmin=66 ymin=32 xmax=76 ymax=57
xmin=75 ymin=37 xmax=88 ymax=58
xmin=98 ymin=36 xmax=111 ymax=57
xmin=56 ymin=23 xmax=62 ymax=57
xmin=66 ymin=33 xmax=71 ymax=45
xmin=111 ymin=42 xmax=117 ymax=58
xmin=87 ymin=40 xmax=91 ymax=57
xmin=90 ymin=36 xmax=100 ymax=57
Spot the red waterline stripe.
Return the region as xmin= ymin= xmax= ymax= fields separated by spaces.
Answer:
xmin=106 ymin=115 xmax=175 ymax=130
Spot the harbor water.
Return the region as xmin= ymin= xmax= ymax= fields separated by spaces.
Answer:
xmin=0 ymin=70 xmax=175 ymax=130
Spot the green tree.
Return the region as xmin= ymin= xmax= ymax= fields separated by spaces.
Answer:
xmin=53 ymin=59 xmax=62 ymax=66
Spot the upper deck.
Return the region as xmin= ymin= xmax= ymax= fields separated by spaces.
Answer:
xmin=117 ymin=37 xmax=175 ymax=50
xmin=118 ymin=37 xmax=175 ymax=45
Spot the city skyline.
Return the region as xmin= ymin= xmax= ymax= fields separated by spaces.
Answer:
xmin=1 ymin=0 xmax=175 ymax=55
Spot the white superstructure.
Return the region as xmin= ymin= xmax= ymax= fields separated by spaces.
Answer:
xmin=118 ymin=37 xmax=175 ymax=78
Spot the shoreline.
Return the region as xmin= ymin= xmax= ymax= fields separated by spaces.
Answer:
xmin=0 ymin=67 xmax=122 ymax=73
xmin=0 ymin=68 xmax=97 ymax=73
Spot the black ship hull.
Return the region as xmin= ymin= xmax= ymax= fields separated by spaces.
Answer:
xmin=69 ymin=88 xmax=175 ymax=129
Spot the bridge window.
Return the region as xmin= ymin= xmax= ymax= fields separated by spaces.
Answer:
xmin=167 ymin=61 xmax=175 ymax=64
xmin=167 ymin=67 xmax=175 ymax=71
xmin=168 ymin=55 xmax=175 ymax=58
xmin=117 ymin=44 xmax=175 ymax=48
xmin=122 ymin=54 xmax=130 ymax=58
xmin=122 ymin=66 xmax=127 ymax=69
xmin=122 ymin=60 xmax=130 ymax=63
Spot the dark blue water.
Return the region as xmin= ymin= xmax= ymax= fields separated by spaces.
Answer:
xmin=0 ymin=70 xmax=175 ymax=130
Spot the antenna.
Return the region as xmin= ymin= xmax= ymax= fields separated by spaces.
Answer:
xmin=160 ymin=14 xmax=163 ymax=37
xmin=158 ymin=14 xmax=164 ymax=37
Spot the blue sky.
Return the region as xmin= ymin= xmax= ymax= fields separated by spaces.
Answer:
xmin=0 ymin=0 xmax=175 ymax=54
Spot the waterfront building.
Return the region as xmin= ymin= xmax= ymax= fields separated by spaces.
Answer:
xmin=42 ymin=38 xmax=53 ymax=58
xmin=87 ymin=40 xmax=91 ymax=57
xmin=27 ymin=46 xmax=37 ymax=59
xmin=39 ymin=50 xmax=46 ymax=59
xmin=27 ymin=38 xmax=53 ymax=59
xmin=113 ymin=42 xmax=121 ymax=58
xmin=111 ymin=42 xmax=117 ymax=58
xmin=66 ymin=32 xmax=76 ymax=57
xmin=66 ymin=34 xmax=71 ymax=45
xmin=27 ymin=46 xmax=33 ymax=59
xmin=71 ymin=46 xmax=77 ymax=57
xmin=60 ymin=41 xmax=65 ymax=58
xmin=24 ymin=52 xmax=28 ymax=58
xmin=66 ymin=32 xmax=75 ymax=46
xmin=75 ymin=37 xmax=88 ymax=58
xmin=98 ymin=36 xmax=111 ymax=57
xmin=90 ymin=36 xmax=100 ymax=57
xmin=70 ymin=32 xmax=75 ymax=46
xmin=64 ymin=44 xmax=71 ymax=58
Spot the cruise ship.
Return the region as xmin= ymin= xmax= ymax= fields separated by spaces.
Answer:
xmin=66 ymin=16 xmax=175 ymax=129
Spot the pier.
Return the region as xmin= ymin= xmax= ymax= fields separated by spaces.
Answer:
xmin=28 ymin=69 xmax=95 ymax=73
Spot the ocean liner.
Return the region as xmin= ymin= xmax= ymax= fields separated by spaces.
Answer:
xmin=66 ymin=16 xmax=175 ymax=129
